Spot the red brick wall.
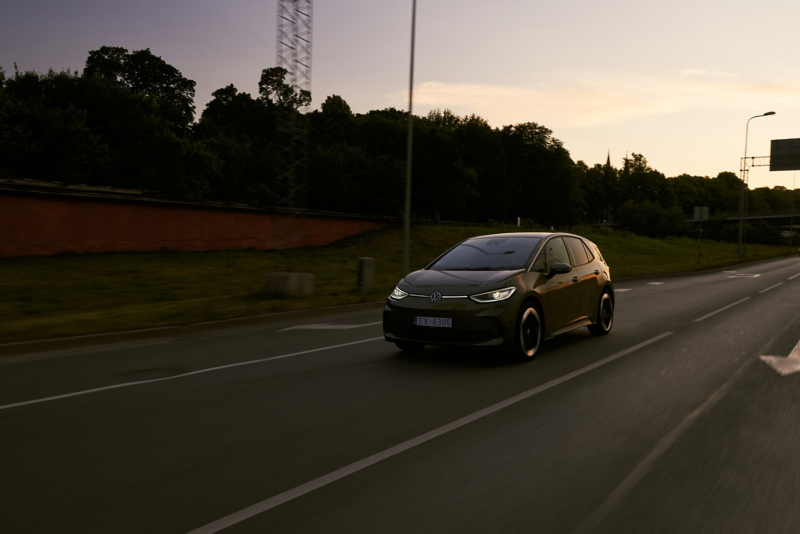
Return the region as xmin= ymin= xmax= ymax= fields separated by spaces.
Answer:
xmin=0 ymin=196 xmax=387 ymax=257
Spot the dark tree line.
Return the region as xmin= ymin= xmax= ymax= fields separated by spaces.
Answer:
xmin=1 ymin=47 xmax=796 ymax=244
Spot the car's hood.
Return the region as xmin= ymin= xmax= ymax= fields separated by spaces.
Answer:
xmin=401 ymin=269 xmax=522 ymax=293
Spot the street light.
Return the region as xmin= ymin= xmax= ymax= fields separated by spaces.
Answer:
xmin=789 ymin=171 xmax=797 ymax=247
xmin=402 ymin=0 xmax=417 ymax=276
xmin=737 ymin=111 xmax=776 ymax=256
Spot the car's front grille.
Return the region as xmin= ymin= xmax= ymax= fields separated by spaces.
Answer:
xmin=389 ymin=326 xmax=495 ymax=345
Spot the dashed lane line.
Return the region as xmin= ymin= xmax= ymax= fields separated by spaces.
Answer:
xmin=759 ymin=282 xmax=784 ymax=294
xmin=0 ymin=337 xmax=385 ymax=412
xmin=693 ymin=298 xmax=750 ymax=323
xmin=186 ymin=332 xmax=674 ymax=534
xmin=789 ymin=272 xmax=800 ymax=281
xmin=575 ymin=359 xmax=753 ymax=533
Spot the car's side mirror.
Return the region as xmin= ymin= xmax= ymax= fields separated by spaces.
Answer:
xmin=548 ymin=262 xmax=572 ymax=277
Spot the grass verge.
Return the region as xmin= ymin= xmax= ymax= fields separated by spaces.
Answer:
xmin=1 ymin=225 xmax=795 ymax=344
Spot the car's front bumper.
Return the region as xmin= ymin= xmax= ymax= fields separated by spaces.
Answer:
xmin=382 ymin=295 xmax=519 ymax=349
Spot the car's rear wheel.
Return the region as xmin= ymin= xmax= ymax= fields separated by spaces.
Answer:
xmin=395 ymin=341 xmax=425 ymax=352
xmin=588 ymin=291 xmax=613 ymax=336
xmin=513 ymin=302 xmax=542 ymax=361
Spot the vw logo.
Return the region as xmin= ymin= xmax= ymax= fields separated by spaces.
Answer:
xmin=430 ymin=292 xmax=442 ymax=304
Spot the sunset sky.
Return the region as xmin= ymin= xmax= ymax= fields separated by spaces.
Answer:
xmin=3 ymin=0 xmax=798 ymax=189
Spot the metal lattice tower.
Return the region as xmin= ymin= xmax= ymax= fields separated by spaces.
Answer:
xmin=275 ymin=0 xmax=313 ymax=210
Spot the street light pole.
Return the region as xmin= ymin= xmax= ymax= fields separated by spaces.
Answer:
xmin=402 ymin=0 xmax=417 ymax=277
xmin=737 ymin=111 xmax=776 ymax=257
xmin=789 ymin=171 xmax=797 ymax=247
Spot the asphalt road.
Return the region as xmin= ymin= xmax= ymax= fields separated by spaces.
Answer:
xmin=3 ymin=257 xmax=800 ymax=533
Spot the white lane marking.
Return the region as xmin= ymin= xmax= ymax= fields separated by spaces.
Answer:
xmin=723 ymin=271 xmax=736 ymax=273
xmin=0 ymin=301 xmax=386 ymax=349
xmin=728 ymin=273 xmax=760 ymax=278
xmin=575 ymin=359 xmax=751 ymax=533
xmin=760 ymin=339 xmax=800 ymax=376
xmin=615 ymin=289 xmax=632 ymax=292
xmin=187 ymin=332 xmax=674 ymax=534
xmin=693 ymin=297 xmax=750 ymax=323
xmin=759 ymin=282 xmax=784 ymax=294
xmin=647 ymin=282 xmax=664 ymax=285
xmin=789 ymin=272 xmax=800 ymax=281
xmin=0 ymin=338 xmax=385 ymax=411
xmin=280 ymin=322 xmax=383 ymax=332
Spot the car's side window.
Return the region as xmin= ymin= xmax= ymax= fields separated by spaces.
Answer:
xmin=582 ymin=240 xmax=595 ymax=262
xmin=545 ymin=237 xmax=571 ymax=270
xmin=590 ymin=242 xmax=605 ymax=264
xmin=531 ymin=250 xmax=547 ymax=273
xmin=565 ymin=237 xmax=590 ymax=266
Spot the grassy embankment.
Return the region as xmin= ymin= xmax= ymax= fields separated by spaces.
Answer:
xmin=1 ymin=225 xmax=795 ymax=344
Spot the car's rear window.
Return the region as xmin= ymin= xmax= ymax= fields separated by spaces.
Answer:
xmin=429 ymin=237 xmax=542 ymax=271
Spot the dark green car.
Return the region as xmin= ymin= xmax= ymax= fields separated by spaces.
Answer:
xmin=383 ymin=232 xmax=614 ymax=360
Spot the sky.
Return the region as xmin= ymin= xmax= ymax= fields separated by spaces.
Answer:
xmin=3 ymin=0 xmax=799 ymax=189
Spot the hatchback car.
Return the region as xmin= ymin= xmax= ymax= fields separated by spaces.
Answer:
xmin=383 ymin=232 xmax=614 ymax=360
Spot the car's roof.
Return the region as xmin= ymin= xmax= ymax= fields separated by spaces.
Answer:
xmin=466 ymin=232 xmax=583 ymax=240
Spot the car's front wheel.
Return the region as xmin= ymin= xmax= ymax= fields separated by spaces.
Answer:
xmin=513 ymin=302 xmax=542 ymax=361
xmin=395 ymin=341 xmax=425 ymax=352
xmin=588 ymin=291 xmax=613 ymax=336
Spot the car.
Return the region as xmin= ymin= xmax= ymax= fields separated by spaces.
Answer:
xmin=383 ymin=232 xmax=614 ymax=360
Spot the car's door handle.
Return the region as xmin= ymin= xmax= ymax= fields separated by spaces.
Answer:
xmin=594 ymin=270 xmax=600 ymax=275
xmin=572 ymin=276 xmax=579 ymax=283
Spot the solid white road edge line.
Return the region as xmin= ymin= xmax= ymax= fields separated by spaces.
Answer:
xmin=615 ymin=289 xmax=632 ymax=292
xmin=186 ymin=331 xmax=674 ymax=534
xmin=0 ymin=301 xmax=386 ymax=348
xmin=759 ymin=282 xmax=784 ymax=294
xmin=693 ymin=298 xmax=750 ymax=323
xmin=0 ymin=337 xmax=385 ymax=412
xmin=280 ymin=321 xmax=383 ymax=332
xmin=789 ymin=272 xmax=800 ymax=281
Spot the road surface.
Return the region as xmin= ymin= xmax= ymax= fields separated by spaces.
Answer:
xmin=2 ymin=257 xmax=800 ymax=533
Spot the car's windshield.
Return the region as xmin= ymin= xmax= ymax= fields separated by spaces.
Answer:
xmin=429 ymin=237 xmax=542 ymax=271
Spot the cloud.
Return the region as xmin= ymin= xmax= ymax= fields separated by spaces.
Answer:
xmin=678 ymin=68 xmax=738 ymax=78
xmin=390 ymin=72 xmax=800 ymax=129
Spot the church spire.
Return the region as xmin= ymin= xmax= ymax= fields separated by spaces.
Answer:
xmin=606 ymin=149 xmax=610 ymax=167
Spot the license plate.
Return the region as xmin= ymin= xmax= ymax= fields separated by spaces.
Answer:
xmin=414 ymin=316 xmax=452 ymax=328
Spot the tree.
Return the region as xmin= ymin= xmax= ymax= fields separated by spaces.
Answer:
xmin=198 ymin=84 xmax=276 ymax=142
xmin=0 ymin=68 xmax=109 ymax=183
xmin=257 ymin=67 xmax=311 ymax=110
xmin=85 ymin=46 xmax=197 ymax=129
xmin=500 ymin=122 xmax=583 ymax=225
xmin=312 ymin=94 xmax=353 ymax=145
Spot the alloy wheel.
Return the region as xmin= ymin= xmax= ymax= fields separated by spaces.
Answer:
xmin=519 ymin=307 xmax=541 ymax=358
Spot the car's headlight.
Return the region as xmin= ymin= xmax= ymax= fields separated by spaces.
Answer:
xmin=390 ymin=287 xmax=409 ymax=300
xmin=469 ymin=287 xmax=516 ymax=303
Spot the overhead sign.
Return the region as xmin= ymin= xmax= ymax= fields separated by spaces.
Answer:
xmin=770 ymin=138 xmax=800 ymax=171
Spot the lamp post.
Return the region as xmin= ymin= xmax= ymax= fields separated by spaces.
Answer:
xmin=402 ymin=0 xmax=417 ymax=276
xmin=737 ymin=111 xmax=776 ymax=257
xmin=789 ymin=171 xmax=797 ymax=247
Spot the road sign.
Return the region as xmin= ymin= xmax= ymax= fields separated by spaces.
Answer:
xmin=770 ymin=139 xmax=800 ymax=172
xmin=693 ymin=206 xmax=709 ymax=222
